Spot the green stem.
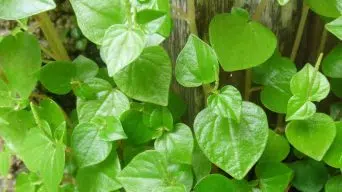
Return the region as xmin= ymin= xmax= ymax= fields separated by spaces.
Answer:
xmin=318 ymin=29 xmax=328 ymax=57
xmin=35 ymin=12 xmax=70 ymax=61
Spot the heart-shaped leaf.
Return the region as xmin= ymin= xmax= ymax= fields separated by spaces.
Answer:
xmin=155 ymin=123 xmax=194 ymax=165
xmin=286 ymin=96 xmax=316 ymax=121
xmin=209 ymin=9 xmax=277 ymax=71
xmin=285 ymin=113 xmax=336 ymax=161
xmin=194 ymin=174 xmax=235 ymax=192
xmin=114 ymin=46 xmax=172 ymax=106
xmin=322 ymin=44 xmax=342 ymax=78
xmin=207 ymin=85 xmax=242 ymax=121
xmin=91 ymin=116 xmax=127 ymax=142
xmin=73 ymin=55 xmax=99 ymax=81
xmin=194 ymin=102 xmax=268 ymax=179
xmin=175 ymin=34 xmax=219 ymax=87
xmin=100 ymin=25 xmax=146 ymax=76
xmin=323 ymin=122 xmax=342 ymax=168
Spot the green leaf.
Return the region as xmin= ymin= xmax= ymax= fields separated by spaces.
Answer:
xmin=15 ymin=173 xmax=36 ymax=192
xmin=73 ymin=55 xmax=99 ymax=81
xmin=91 ymin=116 xmax=127 ymax=142
xmin=76 ymin=149 xmax=122 ymax=192
xmin=120 ymin=109 xmax=155 ymax=145
xmin=150 ymin=107 xmax=173 ymax=135
xmin=20 ymin=128 xmax=65 ymax=192
xmin=72 ymin=77 xmax=112 ymax=100
xmin=326 ymin=17 xmax=342 ymax=40
xmin=194 ymin=102 xmax=268 ymax=179
xmin=175 ymin=34 xmax=219 ymax=87
xmin=192 ymin=141 xmax=211 ymax=183
xmin=0 ymin=0 xmax=56 ymax=20
xmin=0 ymin=148 xmax=11 ymax=177
xmin=290 ymin=64 xmax=330 ymax=102
xmin=0 ymin=32 xmax=41 ymax=108
xmin=155 ymin=123 xmax=194 ymax=164
xmin=277 ymin=0 xmax=290 ymax=6
xmin=331 ymin=78 xmax=342 ymax=98
xmin=304 ymin=0 xmax=340 ymax=18
xmin=209 ymin=10 xmax=277 ymax=71
xmin=255 ymin=162 xmax=293 ymax=192
xmin=40 ymin=61 xmax=76 ymax=95
xmin=77 ymin=89 xmax=130 ymax=123
xmin=330 ymin=102 xmax=342 ymax=121
xmin=194 ymin=174 xmax=235 ymax=192
xmin=286 ymin=96 xmax=316 ymax=121
xmin=323 ymin=121 xmax=342 ymax=168
xmin=285 ymin=113 xmax=336 ymax=161
xmin=114 ymin=46 xmax=172 ymax=106
xmin=325 ymin=175 xmax=342 ymax=192
xmin=137 ymin=9 xmax=167 ymax=34
xmin=69 ymin=0 xmax=126 ymax=44
xmin=322 ymin=44 xmax=342 ymax=78
xmin=288 ymin=159 xmax=329 ymax=192
xmin=153 ymin=185 xmax=186 ymax=192
xmin=207 ymin=85 xmax=242 ymax=121
xmin=71 ymin=123 xmax=112 ymax=167
xmin=261 ymin=86 xmax=293 ymax=114
xmin=167 ymin=92 xmax=187 ymax=123
xmin=232 ymin=180 xmax=253 ymax=192
xmin=259 ymin=129 xmax=290 ymax=163
xmin=100 ymin=25 xmax=146 ymax=76
xmin=118 ymin=150 xmax=193 ymax=192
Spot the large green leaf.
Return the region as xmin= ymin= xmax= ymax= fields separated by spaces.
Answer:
xmin=76 ymin=149 xmax=122 ymax=192
xmin=100 ymin=25 xmax=146 ymax=76
xmin=114 ymin=46 xmax=172 ymax=106
xmin=288 ymin=159 xmax=328 ymax=192
xmin=304 ymin=0 xmax=340 ymax=18
xmin=194 ymin=102 xmax=268 ymax=179
xmin=69 ymin=0 xmax=126 ymax=44
xmin=194 ymin=174 xmax=235 ymax=192
xmin=175 ymin=34 xmax=218 ymax=87
xmin=207 ymin=85 xmax=242 ymax=121
xmin=209 ymin=9 xmax=277 ymax=71
xmin=118 ymin=150 xmax=193 ymax=192
xmin=20 ymin=128 xmax=65 ymax=192
xmin=325 ymin=175 xmax=342 ymax=192
xmin=192 ymin=142 xmax=211 ymax=183
xmin=326 ymin=17 xmax=342 ymax=40
xmin=259 ymin=129 xmax=290 ymax=162
xmin=285 ymin=113 xmax=336 ymax=161
xmin=0 ymin=32 xmax=41 ymax=108
xmin=40 ymin=61 xmax=76 ymax=95
xmin=77 ymin=89 xmax=130 ymax=123
xmin=155 ymin=123 xmax=194 ymax=165
xmin=255 ymin=162 xmax=293 ymax=192
xmin=323 ymin=121 xmax=342 ymax=168
xmin=71 ymin=123 xmax=112 ymax=167
xmin=0 ymin=0 xmax=56 ymax=20
xmin=322 ymin=44 xmax=342 ymax=78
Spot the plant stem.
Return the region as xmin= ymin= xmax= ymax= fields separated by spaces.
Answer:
xmin=244 ymin=0 xmax=268 ymax=101
xmin=318 ymin=29 xmax=328 ymax=57
xmin=35 ymin=12 xmax=70 ymax=61
xmin=290 ymin=3 xmax=309 ymax=61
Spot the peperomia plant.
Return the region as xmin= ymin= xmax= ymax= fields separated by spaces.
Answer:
xmin=0 ymin=0 xmax=341 ymax=192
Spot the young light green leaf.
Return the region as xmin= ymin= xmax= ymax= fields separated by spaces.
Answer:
xmin=76 ymin=149 xmax=122 ymax=192
xmin=209 ymin=10 xmax=277 ymax=71
xmin=192 ymin=142 xmax=212 ymax=184
xmin=72 ymin=77 xmax=112 ymax=100
xmin=290 ymin=64 xmax=330 ymax=102
xmin=114 ymin=46 xmax=172 ymax=106
xmin=323 ymin=122 xmax=342 ymax=168
xmin=288 ymin=159 xmax=329 ymax=192
xmin=73 ymin=55 xmax=99 ymax=81
xmin=325 ymin=175 xmax=342 ymax=192
xmin=326 ymin=17 xmax=342 ymax=40
xmin=322 ymin=44 xmax=342 ymax=78
xmin=100 ymin=25 xmax=146 ymax=76
xmin=194 ymin=174 xmax=235 ymax=192
xmin=207 ymin=85 xmax=242 ymax=121
xmin=77 ymin=89 xmax=130 ymax=123
xmin=304 ymin=0 xmax=340 ymax=18
xmin=194 ymin=102 xmax=268 ymax=179
xmin=286 ymin=96 xmax=316 ymax=121
xmin=15 ymin=173 xmax=36 ymax=192
xmin=175 ymin=34 xmax=219 ymax=87
xmin=69 ymin=0 xmax=126 ymax=44
xmin=40 ymin=61 xmax=76 ymax=95
xmin=0 ymin=32 xmax=41 ymax=108
xmin=331 ymin=78 xmax=342 ymax=98
xmin=118 ymin=150 xmax=193 ymax=192
xmin=0 ymin=148 xmax=11 ymax=177
xmin=20 ymin=128 xmax=65 ymax=192
xmin=155 ymin=123 xmax=194 ymax=165
xmin=255 ymin=162 xmax=293 ymax=192
xmin=0 ymin=0 xmax=56 ymax=20
xmin=259 ymin=129 xmax=290 ymax=162
xmin=91 ymin=116 xmax=127 ymax=142
xmin=285 ymin=113 xmax=336 ymax=161
xmin=71 ymin=123 xmax=112 ymax=167
xmin=277 ymin=0 xmax=290 ymax=6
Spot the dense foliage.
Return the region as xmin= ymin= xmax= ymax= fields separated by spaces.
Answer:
xmin=0 ymin=0 xmax=341 ymax=191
